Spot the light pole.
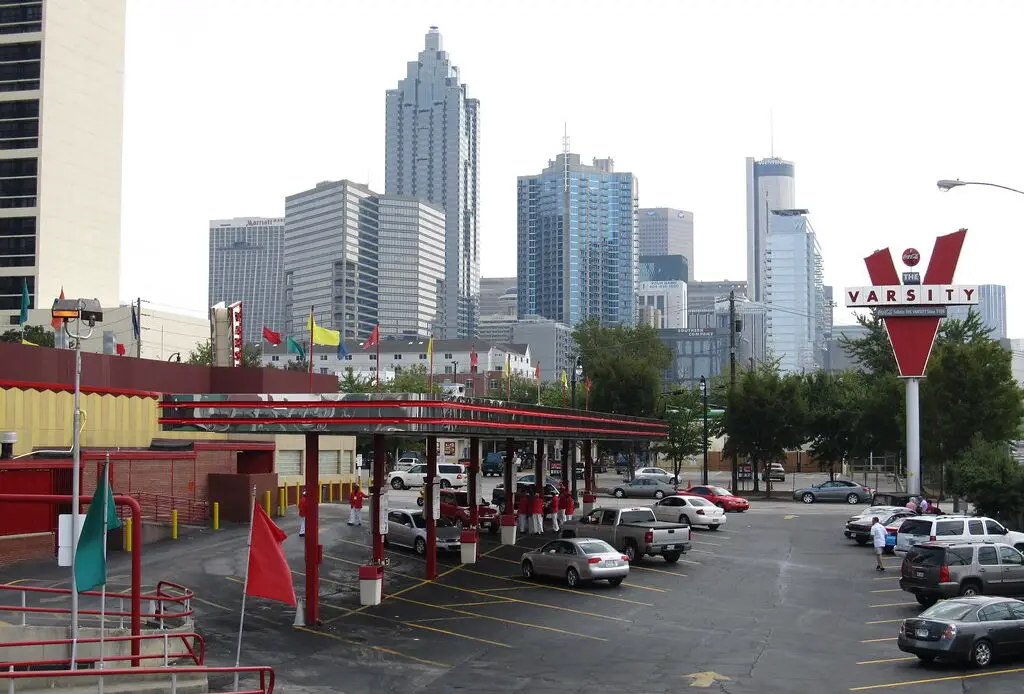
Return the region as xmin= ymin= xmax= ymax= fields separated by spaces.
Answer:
xmin=51 ymin=298 xmax=103 ymax=670
xmin=699 ymin=376 xmax=709 ymax=486
xmin=937 ymin=179 xmax=1024 ymax=196
xmin=569 ymin=356 xmax=583 ymax=498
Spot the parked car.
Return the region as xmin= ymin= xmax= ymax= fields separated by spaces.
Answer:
xmin=561 ymin=507 xmax=691 ymax=563
xmin=439 ymin=489 xmax=499 ymax=534
xmin=845 ymin=508 xmax=917 ymax=546
xmin=395 ymin=456 xmax=420 ymax=472
xmin=847 ymin=505 xmax=912 ymax=524
xmin=761 ymin=462 xmax=786 ymax=482
xmin=520 ymin=538 xmax=630 ymax=588
xmin=611 ymin=478 xmax=676 ymax=499
xmin=896 ymin=515 xmax=1024 ymax=554
xmin=897 ymin=596 xmax=1024 ymax=667
xmin=386 ymin=463 xmax=467 ymax=490
xmin=682 ymin=485 xmax=750 ymax=512
xmin=492 ymin=481 xmax=560 ymax=514
xmin=898 ymin=540 xmax=1024 ymax=607
xmin=482 ymin=452 xmax=505 ymax=476
xmin=383 ymin=509 xmax=462 ymax=555
xmin=793 ymin=480 xmax=874 ymax=505
xmin=629 ymin=467 xmax=678 ymax=485
xmin=650 ymin=495 xmax=726 ymax=529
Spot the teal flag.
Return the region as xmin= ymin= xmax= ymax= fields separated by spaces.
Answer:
xmin=18 ymin=279 xmax=29 ymax=325
xmin=286 ymin=335 xmax=305 ymax=361
xmin=75 ymin=462 xmax=122 ymax=593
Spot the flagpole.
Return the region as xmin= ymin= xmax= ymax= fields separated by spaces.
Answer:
xmin=428 ymin=337 xmax=433 ymax=394
xmin=537 ymin=363 xmax=541 ymax=405
xmin=234 ymin=485 xmax=256 ymax=691
xmin=375 ymin=336 xmax=380 ymax=392
xmin=99 ymin=454 xmax=110 ymax=686
xmin=308 ymin=306 xmax=314 ymax=394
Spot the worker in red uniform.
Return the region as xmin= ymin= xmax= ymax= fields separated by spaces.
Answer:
xmin=530 ymin=491 xmax=545 ymax=535
xmin=548 ymin=490 xmax=561 ymax=533
xmin=348 ymin=484 xmax=366 ymax=526
xmin=298 ymin=488 xmax=308 ymax=537
xmin=517 ymin=491 xmax=530 ymax=533
xmin=564 ymin=489 xmax=576 ymax=520
xmin=558 ymin=484 xmax=571 ymax=525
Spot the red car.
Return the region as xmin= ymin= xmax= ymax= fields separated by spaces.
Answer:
xmin=683 ymin=485 xmax=749 ymax=512
xmin=440 ymin=489 xmax=500 ymax=533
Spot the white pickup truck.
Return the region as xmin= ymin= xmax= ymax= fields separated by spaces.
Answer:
xmin=560 ymin=507 xmax=692 ymax=563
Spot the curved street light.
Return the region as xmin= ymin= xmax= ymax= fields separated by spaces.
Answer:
xmin=937 ymin=179 xmax=1024 ymax=196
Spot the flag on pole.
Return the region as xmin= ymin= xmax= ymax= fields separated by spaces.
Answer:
xmin=115 ymin=343 xmax=126 ymax=356
xmin=51 ymin=287 xmax=65 ymax=330
xmin=426 ymin=336 xmax=434 ymax=391
xmin=75 ymin=461 xmax=121 ymax=593
xmin=245 ymin=504 xmax=296 ymax=605
xmin=307 ymin=315 xmax=340 ymax=346
xmin=21 ymin=339 xmax=37 ymax=346
xmin=130 ymin=304 xmax=140 ymax=341
xmin=470 ymin=344 xmax=478 ymax=371
xmin=337 ymin=341 xmax=349 ymax=359
xmin=560 ymin=371 xmax=569 ymax=391
xmin=363 ymin=325 xmax=380 ymax=349
xmin=262 ymin=327 xmax=282 ymax=346
xmin=286 ymin=336 xmax=305 ymax=361
xmin=18 ymin=279 xmax=29 ymax=325
xmin=534 ymin=363 xmax=541 ymax=382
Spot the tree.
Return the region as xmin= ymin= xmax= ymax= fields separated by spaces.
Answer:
xmin=338 ymin=368 xmax=374 ymax=393
xmin=1 ymin=325 xmax=55 ymax=347
xmin=389 ymin=364 xmax=440 ymax=394
xmin=801 ymin=371 xmax=861 ymax=480
xmin=723 ymin=364 xmax=806 ymax=494
xmin=948 ymin=437 xmax=1024 ymax=524
xmin=655 ymin=388 xmax=708 ymax=487
xmin=185 ymin=340 xmax=262 ymax=368
xmin=572 ymin=319 xmax=672 ymax=417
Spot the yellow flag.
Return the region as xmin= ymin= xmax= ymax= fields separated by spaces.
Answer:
xmin=561 ymin=371 xmax=568 ymax=389
xmin=21 ymin=339 xmax=37 ymax=346
xmin=506 ymin=353 xmax=511 ymax=375
xmin=307 ymin=315 xmax=340 ymax=346
xmin=426 ymin=336 xmax=433 ymax=361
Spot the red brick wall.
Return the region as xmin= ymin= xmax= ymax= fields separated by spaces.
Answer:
xmin=80 ymin=450 xmax=236 ymax=506
xmin=0 ymin=533 xmax=53 ymax=566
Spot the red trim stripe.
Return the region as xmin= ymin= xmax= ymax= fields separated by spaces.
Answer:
xmin=0 ymin=380 xmax=161 ymax=399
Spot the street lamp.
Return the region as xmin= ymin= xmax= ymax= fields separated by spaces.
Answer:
xmin=569 ymin=356 xmax=583 ymax=498
xmin=51 ymin=298 xmax=103 ymax=669
xmin=699 ymin=376 xmax=709 ymax=486
xmin=937 ymin=179 xmax=1024 ymax=196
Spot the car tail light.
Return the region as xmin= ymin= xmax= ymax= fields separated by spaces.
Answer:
xmin=696 ymin=509 xmax=705 ymax=515
xmin=457 ymin=474 xmax=463 ymax=479
xmin=941 ymin=624 xmax=956 ymax=640
xmin=930 ymin=536 xmax=936 ymax=541
xmin=588 ymin=557 xmax=601 ymax=564
xmin=939 ymin=565 xmax=950 ymax=582
xmin=621 ymin=555 xmax=630 ymax=562
xmin=644 ymin=530 xmax=654 ymax=543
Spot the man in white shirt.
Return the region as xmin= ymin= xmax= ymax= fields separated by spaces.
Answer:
xmin=870 ymin=517 xmax=888 ymax=571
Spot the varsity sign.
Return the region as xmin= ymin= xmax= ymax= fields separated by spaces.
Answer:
xmin=845 ymin=285 xmax=978 ymax=307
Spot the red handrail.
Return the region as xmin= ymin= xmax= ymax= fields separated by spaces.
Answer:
xmin=0 ymin=665 xmax=274 ymax=694
xmin=0 ymin=631 xmax=205 ymax=668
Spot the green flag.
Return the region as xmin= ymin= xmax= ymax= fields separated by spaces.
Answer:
xmin=18 ymin=279 xmax=29 ymax=325
xmin=75 ymin=462 xmax=122 ymax=593
xmin=286 ymin=335 xmax=305 ymax=361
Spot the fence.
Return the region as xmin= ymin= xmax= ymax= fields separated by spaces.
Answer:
xmin=0 ymin=632 xmax=204 ymax=669
xmin=847 ymin=453 xmax=904 ymax=494
xmin=118 ymin=493 xmax=209 ymax=526
xmin=0 ymin=665 xmax=275 ymax=694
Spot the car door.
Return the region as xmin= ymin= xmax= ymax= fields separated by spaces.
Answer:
xmin=813 ymin=481 xmax=836 ymax=500
xmin=1006 ymin=601 xmax=1024 ymax=652
xmin=598 ymin=509 xmax=619 ymax=545
xmin=389 ymin=511 xmax=413 ymax=547
xmin=406 ymin=464 xmax=426 ymax=487
xmin=977 ymin=545 xmax=1001 ymax=591
xmin=977 ymin=602 xmax=1019 ymax=651
xmin=998 ymin=546 xmax=1024 ymax=595
xmin=653 ymin=496 xmax=681 ymax=522
xmin=985 ymin=519 xmax=1011 ymax=541
xmin=532 ymin=541 xmax=560 ymax=576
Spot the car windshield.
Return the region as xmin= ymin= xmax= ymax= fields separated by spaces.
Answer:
xmin=709 ymin=487 xmax=731 ymax=496
xmin=688 ymin=497 xmax=713 ymax=507
xmin=578 ymin=540 xmax=616 ymax=555
xmin=619 ymin=510 xmax=656 ymax=524
xmin=900 ymin=519 xmax=933 ymax=536
xmin=920 ymin=601 xmax=976 ymax=622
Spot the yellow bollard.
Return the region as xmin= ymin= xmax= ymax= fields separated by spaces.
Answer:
xmin=263 ymin=490 xmax=271 ymax=516
xmin=125 ymin=517 xmax=133 ymax=552
xmin=278 ymin=488 xmax=286 ymax=517
xmin=328 ymin=482 xmax=334 ymax=503
xmin=171 ymin=509 xmax=179 ymax=540
xmin=213 ymin=502 xmax=220 ymax=531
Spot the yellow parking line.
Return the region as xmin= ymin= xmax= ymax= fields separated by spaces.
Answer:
xmin=869 ymin=602 xmax=916 ymax=608
xmin=865 ymin=618 xmax=904 ymax=625
xmin=849 ymin=667 xmax=1024 ymax=690
xmin=410 ymin=616 xmax=479 ymax=623
xmin=295 ymin=626 xmax=449 ymax=668
xmin=628 ymin=564 xmax=688 ymax=577
xmin=479 ymin=586 xmax=538 ymax=592
xmin=443 ymin=601 xmax=509 ymax=607
xmin=870 ymin=589 xmax=904 ymax=593
xmin=389 ymin=594 xmax=607 ymax=641
xmin=193 ymin=597 xmax=233 ymax=612
xmin=454 ymin=565 xmax=654 ymax=607
xmin=479 ymin=555 xmax=668 ymax=593
xmin=352 ymin=605 xmax=511 ymax=648
xmin=857 ymin=657 xmax=916 ymax=665
xmin=860 ymin=637 xmax=898 ymax=643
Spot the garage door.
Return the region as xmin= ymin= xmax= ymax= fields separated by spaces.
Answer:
xmin=318 ymin=451 xmax=341 ymax=475
xmin=342 ymin=450 xmax=355 ymax=474
xmin=278 ymin=450 xmax=301 ymax=476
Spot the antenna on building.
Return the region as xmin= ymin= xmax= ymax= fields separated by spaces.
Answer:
xmin=769 ymin=109 xmax=774 ymax=158
xmin=562 ymin=123 xmax=570 ymax=193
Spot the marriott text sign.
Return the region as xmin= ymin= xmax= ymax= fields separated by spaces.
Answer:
xmin=845 ymin=285 xmax=977 ymax=308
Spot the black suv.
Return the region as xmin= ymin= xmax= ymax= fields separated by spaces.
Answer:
xmin=899 ymin=541 xmax=1024 ymax=607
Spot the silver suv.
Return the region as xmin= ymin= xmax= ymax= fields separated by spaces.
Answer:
xmin=899 ymin=541 xmax=1024 ymax=607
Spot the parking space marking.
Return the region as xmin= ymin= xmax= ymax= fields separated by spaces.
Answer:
xmin=860 ymin=637 xmax=897 ymax=643
xmin=692 ymin=540 xmax=723 ymax=547
xmin=410 ymin=616 xmax=479 ymax=623
xmin=478 ymin=586 xmax=537 ymax=592
xmin=848 ymin=666 xmax=1024 ymax=690
xmin=869 ymin=601 xmax=916 ymax=608
xmin=479 ymin=554 xmax=667 ymax=593
xmin=870 ymin=589 xmax=903 ymax=593
xmin=295 ymin=626 xmax=450 ymax=668
xmin=193 ymin=597 xmax=233 ymax=612
xmin=864 ymin=618 xmax=903 ymax=625
xmin=856 ymin=657 xmax=915 ymax=665
xmin=626 ymin=563 xmax=688 ymax=577
xmin=353 ymin=606 xmax=512 ymax=648
xmin=389 ymin=594 xmax=608 ymax=642
xmin=443 ymin=600 xmax=510 ymax=607
xmin=454 ymin=565 xmax=655 ymax=607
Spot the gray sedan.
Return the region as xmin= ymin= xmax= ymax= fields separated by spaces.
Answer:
xmin=898 ymin=596 xmax=1024 ymax=666
xmin=612 ymin=478 xmax=676 ymax=499
xmin=521 ymin=538 xmax=629 ymax=588
xmin=793 ymin=480 xmax=874 ymax=504
xmin=383 ymin=509 xmax=461 ymax=555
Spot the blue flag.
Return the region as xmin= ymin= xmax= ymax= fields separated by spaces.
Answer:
xmin=337 ymin=341 xmax=349 ymax=359
xmin=18 ymin=279 xmax=29 ymax=325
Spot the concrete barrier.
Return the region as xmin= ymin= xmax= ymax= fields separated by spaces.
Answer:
xmin=0 ymin=624 xmax=198 ymax=669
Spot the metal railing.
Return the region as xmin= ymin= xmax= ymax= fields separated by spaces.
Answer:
xmin=0 ymin=582 xmax=194 ymax=630
xmin=0 ymin=631 xmax=205 ymax=669
xmin=120 ymin=492 xmax=209 ymax=526
xmin=0 ymin=665 xmax=275 ymax=694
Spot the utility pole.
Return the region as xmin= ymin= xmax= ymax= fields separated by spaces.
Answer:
xmin=729 ymin=290 xmax=738 ymax=493
xmin=135 ymin=298 xmax=142 ymax=358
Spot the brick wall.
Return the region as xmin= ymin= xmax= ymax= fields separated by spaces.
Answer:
xmin=80 ymin=451 xmax=235 ymax=507
xmin=0 ymin=533 xmax=53 ymax=567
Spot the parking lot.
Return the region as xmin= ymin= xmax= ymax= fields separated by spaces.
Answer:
xmin=4 ymin=483 xmax=1024 ymax=693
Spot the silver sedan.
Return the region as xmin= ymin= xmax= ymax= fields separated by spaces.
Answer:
xmin=612 ymin=478 xmax=677 ymax=499
xmin=520 ymin=538 xmax=629 ymax=588
xmin=384 ymin=509 xmax=461 ymax=555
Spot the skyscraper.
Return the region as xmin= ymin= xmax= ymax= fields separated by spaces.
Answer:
xmin=517 ymin=153 xmax=638 ymax=327
xmin=947 ymin=284 xmax=1006 ymax=339
xmin=208 ymin=217 xmax=285 ymax=345
xmin=746 ymin=157 xmax=796 ymax=302
xmin=385 ymin=27 xmax=480 ymax=339
xmin=0 ymin=1 xmax=125 ymax=326
xmin=638 ymin=208 xmax=695 ymax=278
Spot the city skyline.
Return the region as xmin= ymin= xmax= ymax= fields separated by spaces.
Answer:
xmin=120 ymin=2 xmax=1024 ymax=336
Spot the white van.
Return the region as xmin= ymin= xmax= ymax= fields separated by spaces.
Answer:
xmin=895 ymin=515 xmax=1024 ymax=554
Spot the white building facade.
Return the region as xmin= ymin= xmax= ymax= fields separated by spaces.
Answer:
xmin=378 ymin=196 xmax=445 ymax=338
xmin=746 ymin=157 xmax=795 ymax=302
xmin=636 ymin=281 xmax=687 ymax=329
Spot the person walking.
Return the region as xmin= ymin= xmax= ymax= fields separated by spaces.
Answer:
xmin=530 ymin=492 xmax=544 ymax=535
xmin=918 ymin=497 xmax=930 ymax=514
xmin=870 ymin=516 xmax=888 ymax=571
xmin=348 ymin=484 xmax=366 ymax=526
xmin=564 ymin=490 xmax=575 ymax=521
xmin=517 ymin=491 xmax=530 ymax=533
xmin=905 ymin=496 xmax=918 ymax=511
xmin=548 ymin=491 xmax=561 ymax=533
xmin=298 ymin=488 xmax=308 ymax=537
xmin=557 ymin=483 xmax=570 ymax=526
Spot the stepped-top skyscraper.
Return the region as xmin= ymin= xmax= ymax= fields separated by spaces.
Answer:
xmin=746 ymin=156 xmax=795 ymax=302
xmin=385 ymin=26 xmax=480 ymax=339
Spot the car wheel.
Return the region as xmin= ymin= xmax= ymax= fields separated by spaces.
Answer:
xmin=654 ymin=490 xmax=665 ymax=499
xmin=416 ymin=496 xmax=424 ymax=507
xmin=678 ymin=514 xmax=690 ymax=527
xmin=521 ymin=560 xmax=534 ymax=579
xmin=566 ymin=567 xmax=580 ymax=588
xmin=801 ymin=493 xmax=815 ymax=504
xmin=391 ymin=478 xmax=405 ymax=490
xmin=663 ymin=551 xmax=681 ymax=564
xmin=969 ymin=639 xmax=993 ymax=668
xmin=613 ymin=488 xmax=625 ymax=498
xmin=623 ymin=541 xmax=638 ymax=563
xmin=959 ymin=580 xmax=982 ymax=597
xmin=440 ymin=480 xmax=452 ymax=489
xmin=856 ymin=537 xmax=869 ymax=546
xmin=414 ymin=537 xmax=426 ymax=555
xmin=846 ymin=493 xmax=860 ymax=505
xmin=709 ymin=524 xmax=720 ymax=531
xmin=915 ymin=594 xmax=938 ymax=607
xmin=608 ymin=577 xmax=623 ymax=587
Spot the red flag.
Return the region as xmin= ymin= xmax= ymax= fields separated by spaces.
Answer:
xmin=245 ymin=504 xmax=296 ymax=606
xmin=470 ymin=344 xmax=478 ymax=369
xmin=115 ymin=343 xmax=126 ymax=356
xmin=534 ymin=363 xmax=540 ymax=381
xmin=50 ymin=287 xmax=65 ymax=330
xmin=364 ymin=324 xmax=380 ymax=349
xmin=262 ymin=327 xmax=282 ymax=346
xmin=585 ymin=375 xmax=592 ymax=392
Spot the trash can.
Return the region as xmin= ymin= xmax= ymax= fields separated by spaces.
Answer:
xmin=500 ymin=514 xmax=517 ymax=546
xmin=358 ymin=564 xmax=384 ymax=606
xmin=460 ymin=530 xmax=479 ymax=564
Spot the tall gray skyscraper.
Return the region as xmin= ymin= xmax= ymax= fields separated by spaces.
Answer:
xmin=208 ymin=217 xmax=285 ymax=345
xmin=746 ymin=157 xmax=795 ymax=302
xmin=947 ymin=284 xmax=1007 ymax=339
xmin=638 ymin=208 xmax=695 ymax=278
xmin=378 ymin=196 xmax=446 ymax=338
xmin=385 ymin=26 xmax=480 ymax=339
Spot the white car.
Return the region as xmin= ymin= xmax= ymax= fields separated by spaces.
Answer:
xmin=650 ymin=495 xmax=725 ymax=529
xmin=395 ymin=457 xmax=420 ymax=472
xmin=895 ymin=515 xmax=1024 ymax=554
xmin=387 ymin=463 xmax=467 ymax=490
xmin=630 ymin=467 xmax=678 ymax=485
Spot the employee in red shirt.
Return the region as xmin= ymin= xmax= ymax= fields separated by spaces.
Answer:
xmin=548 ymin=491 xmax=561 ymax=533
xmin=558 ymin=486 xmax=571 ymax=525
xmin=348 ymin=484 xmax=366 ymax=526
xmin=298 ymin=488 xmax=308 ymax=537
xmin=530 ymin=492 xmax=544 ymax=535
xmin=517 ymin=492 xmax=530 ymax=534
xmin=564 ymin=491 xmax=576 ymax=519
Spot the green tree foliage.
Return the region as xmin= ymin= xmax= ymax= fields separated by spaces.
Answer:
xmin=338 ymin=368 xmax=375 ymax=393
xmin=488 ymin=375 xmax=542 ymax=403
xmin=572 ymin=319 xmax=672 ymax=417
xmin=948 ymin=437 xmax=1024 ymax=524
xmin=655 ymin=388 xmax=709 ymax=485
xmin=389 ymin=364 xmax=441 ymax=394
xmin=802 ymin=371 xmax=862 ymax=480
xmin=1 ymin=325 xmax=55 ymax=347
xmin=185 ymin=340 xmax=262 ymax=368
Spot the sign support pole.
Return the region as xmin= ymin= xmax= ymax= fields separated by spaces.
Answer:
xmin=905 ymin=377 xmax=921 ymax=496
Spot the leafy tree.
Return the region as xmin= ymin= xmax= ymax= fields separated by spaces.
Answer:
xmin=655 ymin=388 xmax=708 ymax=487
xmin=388 ymin=364 xmax=441 ymax=394
xmin=723 ymin=364 xmax=806 ymax=495
xmin=840 ymin=313 xmax=896 ymax=374
xmin=338 ymin=368 xmax=374 ymax=393
xmin=572 ymin=318 xmax=672 ymax=417
xmin=488 ymin=375 xmax=542 ymax=403
xmin=802 ymin=371 xmax=860 ymax=480
xmin=948 ymin=437 xmax=1024 ymax=524
xmin=186 ymin=339 xmax=262 ymax=368
xmin=1 ymin=325 xmax=55 ymax=347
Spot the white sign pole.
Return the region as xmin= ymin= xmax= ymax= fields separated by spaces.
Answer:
xmin=98 ymin=455 xmax=110 ymax=692
xmin=905 ymin=378 xmax=921 ymax=496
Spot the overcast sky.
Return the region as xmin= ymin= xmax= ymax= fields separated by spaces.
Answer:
xmin=121 ymin=0 xmax=1024 ymax=333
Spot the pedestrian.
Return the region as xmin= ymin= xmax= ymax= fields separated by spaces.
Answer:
xmin=905 ymin=496 xmax=918 ymax=511
xmin=564 ymin=490 xmax=575 ymax=520
xmin=348 ymin=484 xmax=366 ymax=526
xmin=298 ymin=488 xmax=307 ymax=537
xmin=557 ymin=485 xmax=570 ymax=526
xmin=548 ymin=491 xmax=561 ymax=533
xmin=530 ymin=492 xmax=544 ymax=535
xmin=517 ymin=491 xmax=530 ymax=533
xmin=870 ymin=516 xmax=888 ymax=571
xmin=918 ymin=497 xmax=930 ymax=514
